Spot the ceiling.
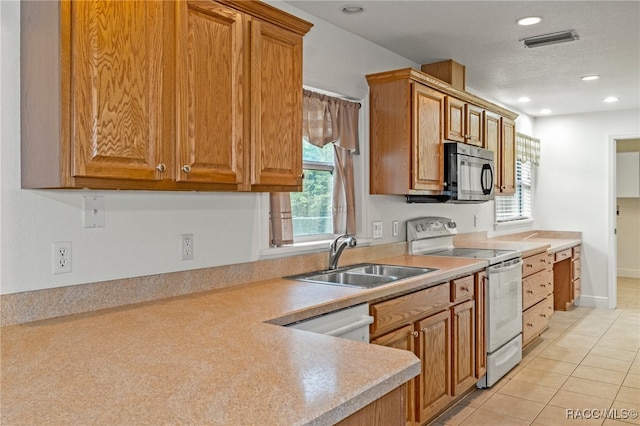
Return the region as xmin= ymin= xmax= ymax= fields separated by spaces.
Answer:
xmin=285 ymin=1 xmax=640 ymax=117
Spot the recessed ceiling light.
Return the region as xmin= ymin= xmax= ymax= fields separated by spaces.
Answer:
xmin=517 ymin=16 xmax=543 ymax=26
xmin=518 ymin=97 xmax=531 ymax=103
xmin=341 ymin=4 xmax=364 ymax=14
xmin=540 ymin=109 xmax=552 ymax=115
xmin=604 ymin=96 xmax=619 ymax=103
xmin=581 ymin=75 xmax=600 ymax=81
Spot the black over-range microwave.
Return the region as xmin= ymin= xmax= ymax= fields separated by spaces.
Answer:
xmin=406 ymin=142 xmax=495 ymax=203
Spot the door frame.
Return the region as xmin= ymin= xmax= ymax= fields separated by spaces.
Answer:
xmin=608 ymin=133 xmax=640 ymax=309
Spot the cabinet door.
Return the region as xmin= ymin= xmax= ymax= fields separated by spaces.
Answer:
xmin=484 ymin=111 xmax=501 ymax=192
xmin=249 ymin=19 xmax=304 ymax=189
xmin=475 ymin=271 xmax=487 ymax=380
xmin=452 ymin=300 xmax=476 ymax=395
xmin=444 ymin=97 xmax=465 ymax=142
xmin=465 ymin=104 xmax=484 ymax=147
xmin=500 ymin=117 xmax=516 ymax=195
xmin=371 ymin=325 xmax=416 ymax=426
xmin=412 ymin=84 xmax=445 ymax=191
xmin=416 ymin=310 xmax=452 ymax=424
xmin=175 ymin=1 xmax=244 ymax=185
xmin=71 ymin=1 xmax=167 ymax=181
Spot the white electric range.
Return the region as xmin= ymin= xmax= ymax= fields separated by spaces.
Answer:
xmin=407 ymin=217 xmax=523 ymax=388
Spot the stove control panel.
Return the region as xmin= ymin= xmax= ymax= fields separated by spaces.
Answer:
xmin=407 ymin=217 xmax=457 ymax=242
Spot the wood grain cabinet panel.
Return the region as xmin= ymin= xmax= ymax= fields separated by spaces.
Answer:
xmin=500 ymin=117 xmax=516 ymax=194
xmin=413 ymin=84 xmax=446 ymax=191
xmin=21 ymin=0 xmax=311 ymax=191
xmin=445 ymin=98 xmax=483 ymax=147
xmin=371 ymin=325 xmax=416 ymax=426
xmin=249 ymin=19 xmax=304 ymax=190
xmin=452 ymin=300 xmax=475 ymax=396
xmin=417 ymin=310 xmax=452 ymax=424
xmin=176 ymin=0 xmax=244 ymax=186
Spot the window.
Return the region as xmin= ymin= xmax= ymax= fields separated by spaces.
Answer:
xmin=495 ymin=160 xmax=533 ymax=222
xmin=290 ymin=140 xmax=334 ymax=237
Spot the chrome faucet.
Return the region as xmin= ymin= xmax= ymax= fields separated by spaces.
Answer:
xmin=328 ymin=234 xmax=357 ymax=270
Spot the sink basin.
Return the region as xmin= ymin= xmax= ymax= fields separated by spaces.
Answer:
xmin=286 ymin=263 xmax=438 ymax=289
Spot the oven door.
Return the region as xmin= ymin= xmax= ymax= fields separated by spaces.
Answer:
xmin=485 ymin=259 xmax=523 ymax=352
xmin=456 ymin=154 xmax=495 ymax=201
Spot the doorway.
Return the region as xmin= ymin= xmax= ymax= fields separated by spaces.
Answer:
xmin=610 ymin=137 xmax=640 ymax=308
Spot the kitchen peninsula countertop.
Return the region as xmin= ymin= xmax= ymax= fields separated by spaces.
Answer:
xmin=1 ymin=255 xmax=487 ymax=425
xmin=454 ymin=230 xmax=582 ymax=258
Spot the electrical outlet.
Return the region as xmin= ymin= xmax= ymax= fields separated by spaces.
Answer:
xmin=372 ymin=221 xmax=383 ymax=239
xmin=53 ymin=241 xmax=72 ymax=274
xmin=181 ymin=234 xmax=194 ymax=260
xmin=392 ymin=220 xmax=399 ymax=237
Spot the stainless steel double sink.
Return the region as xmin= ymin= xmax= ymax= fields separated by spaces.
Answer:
xmin=286 ymin=263 xmax=438 ymax=289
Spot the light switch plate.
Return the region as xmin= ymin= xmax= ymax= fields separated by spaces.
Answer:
xmin=83 ymin=195 xmax=105 ymax=228
xmin=372 ymin=221 xmax=383 ymax=239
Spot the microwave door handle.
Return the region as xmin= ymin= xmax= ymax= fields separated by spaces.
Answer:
xmin=481 ymin=163 xmax=493 ymax=195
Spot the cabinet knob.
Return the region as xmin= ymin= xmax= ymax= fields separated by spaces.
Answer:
xmin=540 ymin=284 xmax=547 ymax=288
xmin=461 ymin=286 xmax=470 ymax=292
xmin=527 ymin=290 xmax=534 ymax=294
xmin=540 ymin=313 xmax=547 ymax=318
xmin=412 ymin=331 xmax=419 ymax=338
xmin=156 ymin=163 xmax=166 ymax=172
xmin=421 ymin=328 xmax=428 ymax=333
xmin=526 ymin=323 xmax=534 ymax=327
xmin=182 ymin=165 xmax=191 ymax=173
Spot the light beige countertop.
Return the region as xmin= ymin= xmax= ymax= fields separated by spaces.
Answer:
xmin=1 ymin=255 xmax=486 ymax=425
xmin=454 ymin=230 xmax=582 ymax=258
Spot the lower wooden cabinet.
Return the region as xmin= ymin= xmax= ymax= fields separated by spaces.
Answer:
xmin=452 ymin=300 xmax=475 ymax=396
xmin=553 ymin=244 xmax=582 ymax=311
xmin=370 ymin=271 xmax=484 ymax=425
xmin=417 ymin=310 xmax=452 ymax=423
xmin=522 ymin=251 xmax=554 ymax=347
xmin=336 ymin=384 xmax=407 ymax=426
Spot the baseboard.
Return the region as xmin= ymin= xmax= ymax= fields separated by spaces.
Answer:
xmin=575 ymin=295 xmax=610 ymax=309
xmin=617 ymin=268 xmax=640 ymax=278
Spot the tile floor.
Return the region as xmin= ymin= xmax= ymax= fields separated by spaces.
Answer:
xmin=433 ymin=277 xmax=640 ymax=426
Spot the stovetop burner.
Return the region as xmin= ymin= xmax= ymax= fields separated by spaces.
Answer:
xmin=407 ymin=216 xmax=521 ymax=265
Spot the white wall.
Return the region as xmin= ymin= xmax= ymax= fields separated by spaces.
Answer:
xmin=1 ymin=1 xmax=534 ymax=295
xmin=534 ymin=109 xmax=640 ymax=307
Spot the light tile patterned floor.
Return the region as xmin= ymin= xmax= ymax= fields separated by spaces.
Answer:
xmin=433 ymin=277 xmax=640 ymax=426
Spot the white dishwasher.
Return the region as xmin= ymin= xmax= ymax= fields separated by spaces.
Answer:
xmin=287 ymin=304 xmax=373 ymax=342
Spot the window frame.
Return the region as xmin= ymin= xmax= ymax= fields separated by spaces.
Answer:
xmin=495 ymin=159 xmax=534 ymax=224
xmin=290 ymin=143 xmax=336 ymax=242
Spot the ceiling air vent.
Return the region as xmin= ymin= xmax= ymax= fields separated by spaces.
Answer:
xmin=521 ymin=30 xmax=579 ymax=48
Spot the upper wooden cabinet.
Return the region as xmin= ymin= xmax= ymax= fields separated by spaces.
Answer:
xmin=367 ymin=68 xmax=517 ymax=197
xmin=444 ymin=97 xmax=483 ymax=147
xmin=21 ymin=0 xmax=312 ymax=191
xmin=484 ymin=111 xmax=516 ymax=195
xmin=368 ymin=76 xmax=445 ymax=195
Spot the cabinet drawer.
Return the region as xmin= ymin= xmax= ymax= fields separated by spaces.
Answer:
xmin=522 ymin=269 xmax=553 ymax=310
xmin=370 ymin=283 xmax=450 ymax=337
xmin=572 ymin=245 xmax=581 ymax=260
xmin=573 ymin=278 xmax=581 ymax=300
xmin=523 ymin=295 xmax=553 ymax=345
xmin=522 ymin=252 xmax=548 ymax=277
xmin=451 ymin=275 xmax=474 ymax=303
xmin=554 ymin=248 xmax=572 ymax=262
xmin=572 ymin=258 xmax=581 ymax=280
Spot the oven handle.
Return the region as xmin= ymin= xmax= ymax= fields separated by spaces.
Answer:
xmin=489 ymin=259 xmax=523 ymax=273
xmin=324 ymin=315 xmax=374 ymax=337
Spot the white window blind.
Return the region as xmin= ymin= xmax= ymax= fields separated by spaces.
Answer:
xmin=495 ymin=160 xmax=533 ymax=222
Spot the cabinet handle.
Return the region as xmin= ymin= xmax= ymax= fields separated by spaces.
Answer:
xmin=540 ymin=313 xmax=547 ymax=318
xmin=421 ymin=328 xmax=428 ymax=333
xmin=412 ymin=331 xmax=419 ymax=338
xmin=298 ymin=173 xmax=305 ymax=179
xmin=526 ymin=264 xmax=534 ymax=268
xmin=156 ymin=163 xmax=166 ymax=172
xmin=527 ymin=290 xmax=534 ymax=294
xmin=461 ymin=286 xmax=470 ymax=292
xmin=182 ymin=165 xmax=191 ymax=173
xmin=526 ymin=323 xmax=534 ymax=327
